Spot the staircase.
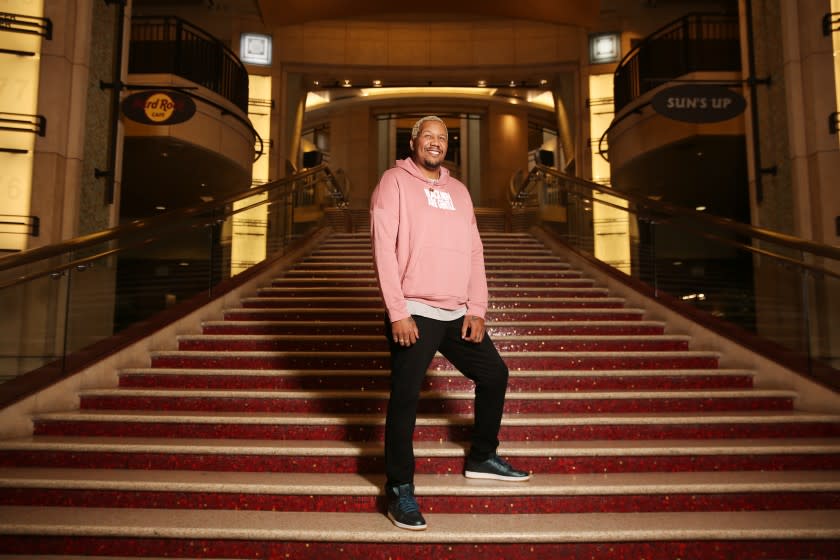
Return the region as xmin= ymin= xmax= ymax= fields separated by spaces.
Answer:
xmin=1 ymin=231 xmax=839 ymax=558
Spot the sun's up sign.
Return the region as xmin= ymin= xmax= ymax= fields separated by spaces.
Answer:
xmin=651 ymin=84 xmax=746 ymax=123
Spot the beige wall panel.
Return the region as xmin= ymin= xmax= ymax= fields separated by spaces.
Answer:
xmin=388 ymin=40 xmax=430 ymax=66
xmin=555 ymin=31 xmax=583 ymax=61
xmin=346 ymin=24 xmax=388 ymax=65
xmin=275 ymin=26 xmax=305 ymax=61
xmin=515 ymin=36 xmax=558 ymax=64
xmin=485 ymin=105 xmax=528 ymax=207
xmin=472 ymin=40 xmax=515 ymax=66
xmin=430 ymin=40 xmax=474 ymax=66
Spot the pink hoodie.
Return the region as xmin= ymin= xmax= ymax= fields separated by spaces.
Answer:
xmin=370 ymin=158 xmax=488 ymax=323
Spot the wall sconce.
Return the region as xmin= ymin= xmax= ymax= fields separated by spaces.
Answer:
xmin=240 ymin=33 xmax=272 ymax=66
xmin=589 ymin=32 xmax=620 ymax=64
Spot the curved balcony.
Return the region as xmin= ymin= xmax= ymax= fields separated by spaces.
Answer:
xmin=614 ymin=13 xmax=741 ymax=113
xmin=128 ymin=16 xmax=249 ymax=113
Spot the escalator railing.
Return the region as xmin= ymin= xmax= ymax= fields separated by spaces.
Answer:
xmin=512 ymin=165 xmax=840 ymax=385
xmin=0 ymin=165 xmax=345 ymax=390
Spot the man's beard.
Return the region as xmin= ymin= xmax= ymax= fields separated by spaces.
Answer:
xmin=418 ymin=156 xmax=441 ymax=171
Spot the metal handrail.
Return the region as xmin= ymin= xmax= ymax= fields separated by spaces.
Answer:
xmin=0 ymin=165 xmax=332 ymax=276
xmin=518 ymin=165 xmax=840 ymax=263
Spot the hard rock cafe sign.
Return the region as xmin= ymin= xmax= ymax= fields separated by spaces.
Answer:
xmin=121 ymin=90 xmax=197 ymax=125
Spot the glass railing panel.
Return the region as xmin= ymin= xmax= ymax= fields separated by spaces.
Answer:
xmin=0 ymin=166 xmax=381 ymax=384
xmin=524 ymin=166 xmax=839 ymax=377
xmin=0 ymin=253 xmax=71 ymax=382
xmin=809 ymin=265 xmax=840 ymax=369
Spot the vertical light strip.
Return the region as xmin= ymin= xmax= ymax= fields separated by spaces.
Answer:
xmin=0 ymin=1 xmax=44 ymax=252
xmin=588 ymin=73 xmax=630 ymax=273
xmin=230 ymin=74 xmax=271 ymax=276
xmin=834 ymin=0 xmax=840 ymax=148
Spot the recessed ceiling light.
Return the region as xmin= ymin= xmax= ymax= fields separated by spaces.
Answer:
xmin=341 ymin=79 xmax=352 ymax=87
xmin=313 ymin=80 xmax=320 ymax=86
xmin=695 ymin=206 xmax=707 ymax=211
xmin=372 ymin=80 xmax=382 ymax=87
xmin=509 ymin=80 xmax=516 ymax=87
xmin=539 ymin=79 xmax=548 ymax=86
xmin=477 ymin=80 xmax=487 ymax=88
xmin=155 ymin=205 xmax=166 ymax=211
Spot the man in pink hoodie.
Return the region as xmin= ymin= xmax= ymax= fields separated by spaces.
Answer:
xmin=371 ymin=115 xmax=529 ymax=531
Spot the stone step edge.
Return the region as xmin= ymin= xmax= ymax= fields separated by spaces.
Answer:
xmin=148 ymin=350 xmax=719 ymax=359
xmin=175 ymin=334 xmax=693 ymax=343
xmin=257 ymin=287 xmax=607 ymax=293
xmin=36 ymin=410 xmax=840 ymax=426
xmin=3 ymin=438 xmax=837 ymax=456
xmin=119 ymin=368 xmax=749 ymax=378
xmin=79 ymin=388 xmax=779 ymax=400
xmin=0 ymin=507 xmax=838 ymax=541
xmin=2 ymin=469 xmax=838 ymax=496
xmin=239 ymin=297 xmax=627 ymax=304
xmin=223 ymin=308 xmax=646 ymax=315
xmin=200 ymin=320 xmax=666 ymax=328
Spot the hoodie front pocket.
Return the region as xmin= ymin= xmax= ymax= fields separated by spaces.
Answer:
xmin=403 ymin=246 xmax=470 ymax=301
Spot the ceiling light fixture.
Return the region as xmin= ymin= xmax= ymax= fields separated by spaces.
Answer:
xmin=341 ymin=79 xmax=352 ymax=87
xmin=477 ymin=80 xmax=487 ymax=87
xmin=372 ymin=80 xmax=382 ymax=87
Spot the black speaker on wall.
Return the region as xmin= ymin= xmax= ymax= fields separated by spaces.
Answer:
xmin=302 ymin=151 xmax=323 ymax=168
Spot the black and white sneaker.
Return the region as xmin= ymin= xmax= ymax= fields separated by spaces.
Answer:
xmin=464 ymin=454 xmax=531 ymax=481
xmin=386 ymin=483 xmax=427 ymax=531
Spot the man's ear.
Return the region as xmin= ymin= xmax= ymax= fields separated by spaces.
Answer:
xmin=409 ymin=139 xmax=414 ymax=151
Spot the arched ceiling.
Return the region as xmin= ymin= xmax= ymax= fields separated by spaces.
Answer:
xmin=256 ymin=0 xmax=601 ymax=27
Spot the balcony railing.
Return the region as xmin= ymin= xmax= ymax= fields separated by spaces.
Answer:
xmin=614 ymin=13 xmax=741 ymax=113
xmin=129 ymin=16 xmax=249 ymax=113
xmin=510 ymin=166 xmax=840 ymax=388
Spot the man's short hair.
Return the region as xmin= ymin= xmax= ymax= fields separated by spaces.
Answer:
xmin=411 ymin=115 xmax=447 ymax=140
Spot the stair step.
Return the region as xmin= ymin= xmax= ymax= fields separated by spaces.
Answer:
xmin=33 ymin=410 xmax=840 ymax=441
xmin=223 ymin=308 xmax=647 ymax=321
xmin=147 ymin=349 xmax=720 ymax=371
xmin=239 ymin=297 xmax=627 ymax=309
xmin=1 ymin=437 xmax=838 ymax=473
xmin=1 ymin=506 xmax=837 ymax=558
xmin=118 ymin=367 xmax=755 ymax=391
xmin=76 ymin=387 xmax=795 ymax=414
xmin=255 ymin=286 xmax=611 ymax=297
xmin=201 ymin=319 xmax=667 ymax=336
xmin=176 ymin=334 xmax=691 ymax=352
xmin=2 ymin=468 xmax=838 ymax=513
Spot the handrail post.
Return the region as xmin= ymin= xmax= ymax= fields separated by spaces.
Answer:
xmin=799 ymin=259 xmax=813 ymax=378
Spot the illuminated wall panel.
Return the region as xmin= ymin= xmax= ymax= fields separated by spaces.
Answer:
xmin=588 ymin=73 xmax=630 ymax=273
xmin=834 ymin=0 xmax=840 ymax=149
xmin=0 ymin=1 xmax=44 ymax=252
xmin=230 ymin=74 xmax=271 ymax=275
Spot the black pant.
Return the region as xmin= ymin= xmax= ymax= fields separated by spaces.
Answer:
xmin=383 ymin=314 xmax=510 ymax=488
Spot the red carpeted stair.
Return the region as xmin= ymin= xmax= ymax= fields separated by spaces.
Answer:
xmin=0 ymin=231 xmax=839 ymax=558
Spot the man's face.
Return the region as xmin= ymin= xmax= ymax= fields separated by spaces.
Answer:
xmin=411 ymin=120 xmax=448 ymax=172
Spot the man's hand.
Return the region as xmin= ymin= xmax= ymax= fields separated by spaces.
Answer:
xmin=461 ymin=315 xmax=486 ymax=343
xmin=391 ymin=317 xmax=420 ymax=347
